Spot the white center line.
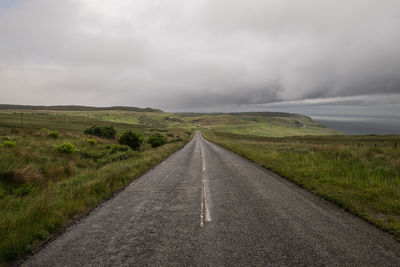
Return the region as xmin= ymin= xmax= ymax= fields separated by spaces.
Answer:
xmin=201 ymin=147 xmax=206 ymax=172
xmin=200 ymin=139 xmax=211 ymax=227
xmin=204 ymin=177 xmax=211 ymax=222
xmin=200 ymin=183 xmax=205 ymax=227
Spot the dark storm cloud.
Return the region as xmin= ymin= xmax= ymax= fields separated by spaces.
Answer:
xmin=0 ymin=0 xmax=399 ymax=111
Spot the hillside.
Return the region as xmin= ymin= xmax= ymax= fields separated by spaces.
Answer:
xmin=177 ymin=112 xmax=340 ymax=136
xmin=0 ymin=105 xmax=340 ymax=137
xmin=0 ymin=106 xmax=190 ymax=264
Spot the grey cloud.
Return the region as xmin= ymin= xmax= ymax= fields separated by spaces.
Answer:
xmin=0 ymin=0 xmax=399 ymax=112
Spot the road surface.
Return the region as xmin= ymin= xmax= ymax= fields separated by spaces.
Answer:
xmin=23 ymin=131 xmax=400 ymax=266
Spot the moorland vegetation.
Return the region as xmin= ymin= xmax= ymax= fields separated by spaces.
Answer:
xmin=203 ymin=130 xmax=400 ymax=239
xmin=1 ymin=105 xmax=398 ymax=264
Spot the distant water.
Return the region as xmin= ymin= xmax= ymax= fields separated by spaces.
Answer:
xmin=311 ymin=115 xmax=400 ymax=135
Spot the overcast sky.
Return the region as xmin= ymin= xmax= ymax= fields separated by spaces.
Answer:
xmin=1 ymin=0 xmax=399 ymax=115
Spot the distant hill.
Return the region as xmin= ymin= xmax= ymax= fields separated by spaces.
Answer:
xmin=228 ymin=112 xmax=296 ymax=117
xmin=0 ymin=105 xmax=339 ymax=136
xmin=0 ymin=104 xmax=163 ymax=113
xmin=177 ymin=111 xmax=297 ymax=117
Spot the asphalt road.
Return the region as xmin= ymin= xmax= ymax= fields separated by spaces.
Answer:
xmin=23 ymin=131 xmax=400 ymax=266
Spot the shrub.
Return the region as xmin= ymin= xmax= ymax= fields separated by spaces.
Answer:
xmin=98 ymin=145 xmax=138 ymax=165
xmin=119 ymin=131 xmax=143 ymax=151
xmin=84 ymin=126 xmax=116 ymax=139
xmin=56 ymin=142 xmax=77 ymax=154
xmin=148 ymin=133 xmax=168 ymax=148
xmin=81 ymin=150 xmax=103 ymax=159
xmin=173 ymin=137 xmax=183 ymax=142
xmin=87 ymin=138 xmax=97 ymax=145
xmin=12 ymin=184 xmax=34 ymax=196
xmin=3 ymin=140 xmax=16 ymax=148
xmin=48 ymin=131 xmax=60 ymax=139
xmin=108 ymin=151 xmax=131 ymax=162
xmin=106 ymin=144 xmax=129 ymax=153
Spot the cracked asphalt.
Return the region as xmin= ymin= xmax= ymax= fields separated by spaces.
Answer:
xmin=22 ymin=131 xmax=400 ymax=266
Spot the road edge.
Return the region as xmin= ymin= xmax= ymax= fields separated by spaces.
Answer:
xmin=14 ymin=136 xmax=195 ymax=267
xmin=201 ymin=131 xmax=400 ymax=244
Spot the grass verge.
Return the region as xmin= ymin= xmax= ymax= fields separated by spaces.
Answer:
xmin=0 ymin=127 xmax=191 ymax=266
xmin=203 ymin=130 xmax=400 ymax=239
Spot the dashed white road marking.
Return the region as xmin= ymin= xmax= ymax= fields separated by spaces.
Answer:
xmin=200 ymin=182 xmax=205 ymax=227
xmin=201 ymin=146 xmax=206 ymax=171
xmin=203 ymin=177 xmax=211 ymax=222
xmin=199 ymin=137 xmax=211 ymax=227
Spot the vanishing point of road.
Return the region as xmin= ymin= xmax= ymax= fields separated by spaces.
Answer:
xmin=23 ymin=131 xmax=400 ymax=266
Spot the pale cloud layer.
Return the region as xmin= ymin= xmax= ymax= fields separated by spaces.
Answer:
xmin=0 ymin=0 xmax=399 ymax=114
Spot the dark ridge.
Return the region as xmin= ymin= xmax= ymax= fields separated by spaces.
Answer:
xmin=175 ymin=112 xmax=224 ymax=117
xmin=176 ymin=111 xmax=297 ymax=117
xmin=0 ymin=104 xmax=163 ymax=113
xmin=229 ymin=112 xmax=296 ymax=117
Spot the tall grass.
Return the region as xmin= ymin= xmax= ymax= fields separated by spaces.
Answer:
xmin=203 ymin=130 xmax=400 ymax=239
xmin=0 ymin=126 xmax=191 ymax=265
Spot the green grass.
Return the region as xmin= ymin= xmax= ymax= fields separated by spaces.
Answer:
xmin=178 ymin=112 xmax=339 ymax=136
xmin=203 ymin=130 xmax=400 ymax=239
xmin=0 ymin=107 xmax=339 ymax=137
xmin=0 ymin=109 xmax=191 ymax=131
xmin=0 ymin=113 xmax=192 ymax=265
xmin=0 ymin=106 xmax=343 ymax=265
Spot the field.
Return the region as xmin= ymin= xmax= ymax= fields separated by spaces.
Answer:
xmin=0 ymin=107 xmax=340 ymax=138
xmin=0 ymin=105 xmax=361 ymax=265
xmin=178 ymin=112 xmax=339 ymax=136
xmin=203 ymin=130 xmax=400 ymax=239
xmin=0 ymin=107 xmax=193 ymax=265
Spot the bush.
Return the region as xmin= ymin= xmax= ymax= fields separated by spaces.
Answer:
xmin=119 ymin=131 xmax=143 ymax=151
xmin=97 ymin=145 xmax=138 ymax=165
xmin=12 ymin=184 xmax=34 ymax=196
xmin=48 ymin=131 xmax=60 ymax=139
xmin=84 ymin=126 xmax=116 ymax=139
xmin=87 ymin=139 xmax=97 ymax=145
xmin=106 ymin=144 xmax=129 ymax=153
xmin=56 ymin=143 xmax=77 ymax=154
xmin=173 ymin=137 xmax=183 ymax=142
xmin=3 ymin=140 xmax=16 ymax=148
xmin=148 ymin=133 xmax=168 ymax=148
xmin=108 ymin=151 xmax=131 ymax=162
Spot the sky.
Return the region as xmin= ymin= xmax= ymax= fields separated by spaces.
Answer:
xmin=0 ymin=0 xmax=400 ymax=116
